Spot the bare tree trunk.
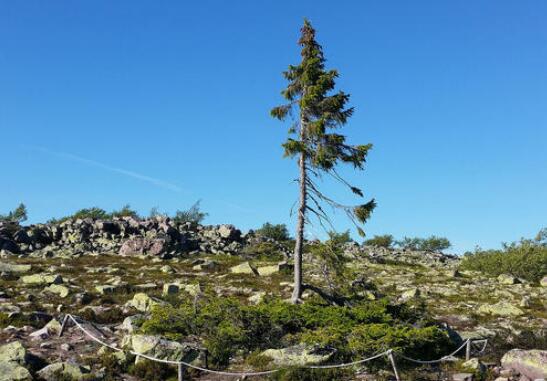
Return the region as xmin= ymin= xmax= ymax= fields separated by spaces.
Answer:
xmin=291 ymin=150 xmax=307 ymax=303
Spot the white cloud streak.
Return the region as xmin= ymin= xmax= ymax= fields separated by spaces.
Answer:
xmin=25 ymin=146 xmax=183 ymax=192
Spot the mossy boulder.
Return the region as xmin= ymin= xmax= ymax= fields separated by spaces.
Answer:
xmin=400 ymin=287 xmax=420 ymax=301
xmin=497 ymin=274 xmax=517 ymax=285
xmin=256 ymin=262 xmax=292 ymax=276
xmin=501 ymin=349 xmax=547 ymax=380
xmin=0 ymin=341 xmax=27 ymax=363
xmin=95 ymin=284 xmax=127 ymax=295
xmin=162 ymin=283 xmax=180 ymax=296
xmin=0 ymin=263 xmax=31 ymax=274
xmin=184 ymin=284 xmax=202 ymax=297
xmin=0 ymin=341 xmax=32 ymax=381
xmin=0 ymin=361 xmax=32 ymax=381
xmin=477 ymin=302 xmax=524 ymax=316
xmin=21 ymin=273 xmax=63 ymax=286
xmin=192 ymin=260 xmax=219 ymax=272
xmin=230 ymin=261 xmax=257 ymax=275
xmin=462 ymin=357 xmax=486 ymax=374
xmin=125 ymin=293 xmax=165 ymax=313
xmin=261 ymin=345 xmax=335 ymax=366
xmin=124 ymin=334 xmax=199 ymax=363
xmin=36 ymin=362 xmax=90 ymax=381
xmin=44 ymin=284 xmax=69 ymax=298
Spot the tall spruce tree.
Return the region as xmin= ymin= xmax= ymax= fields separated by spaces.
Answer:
xmin=271 ymin=20 xmax=376 ymax=303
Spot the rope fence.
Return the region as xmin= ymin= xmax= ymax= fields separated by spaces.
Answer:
xmin=59 ymin=314 xmax=488 ymax=381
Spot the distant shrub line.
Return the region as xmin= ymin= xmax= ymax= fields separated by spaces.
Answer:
xmin=460 ymin=229 xmax=547 ymax=283
xmin=364 ymin=234 xmax=451 ymax=252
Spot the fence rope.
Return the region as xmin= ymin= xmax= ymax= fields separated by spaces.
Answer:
xmin=396 ymin=339 xmax=470 ymax=364
xmin=59 ymin=314 xmax=488 ymax=377
xmin=471 ymin=339 xmax=488 ymax=355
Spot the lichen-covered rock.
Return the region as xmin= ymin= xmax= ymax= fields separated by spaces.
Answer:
xmin=124 ymin=334 xmax=199 ymax=363
xmin=192 ymin=260 xmax=219 ymax=271
xmin=119 ymin=237 xmax=168 ymax=256
xmin=217 ymin=225 xmax=241 ymax=241
xmin=125 ymin=293 xmax=165 ymax=312
xmin=0 ymin=341 xmax=27 ymax=363
xmin=256 ymin=262 xmax=292 ymax=276
xmin=184 ymin=283 xmax=202 ymax=297
xmin=0 ymin=263 xmax=31 ymax=274
xmin=0 ymin=361 xmax=32 ymax=381
xmin=119 ymin=315 xmax=145 ymax=333
xmin=452 ymin=373 xmax=473 ymax=381
xmin=497 ymin=274 xmax=517 ymax=285
xmin=36 ymin=362 xmax=89 ymax=381
xmin=0 ymin=341 xmax=32 ymax=381
xmin=95 ymin=282 xmax=128 ymax=294
xmin=248 ymin=291 xmax=266 ymax=305
xmin=20 ymin=273 xmax=62 ymax=286
xmin=462 ymin=357 xmax=486 ymax=374
xmin=160 ymin=264 xmax=174 ymax=274
xmin=540 ymin=276 xmax=547 ymax=287
xmin=261 ymin=345 xmax=335 ymax=366
xmin=162 ymin=283 xmax=180 ymax=296
xmin=230 ymin=262 xmax=257 ymax=275
xmin=477 ymin=302 xmax=524 ymax=316
xmin=400 ymin=287 xmax=420 ymax=301
xmin=501 ymin=349 xmax=547 ymax=380
xmin=44 ymin=284 xmax=69 ymax=298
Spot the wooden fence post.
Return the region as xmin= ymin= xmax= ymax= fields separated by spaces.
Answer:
xmin=387 ymin=350 xmax=401 ymax=381
xmin=465 ymin=339 xmax=471 ymax=360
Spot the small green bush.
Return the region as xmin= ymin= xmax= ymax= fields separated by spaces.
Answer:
xmin=110 ymin=204 xmax=139 ymax=218
xmin=0 ymin=312 xmax=39 ymax=329
xmin=129 ymin=359 xmax=174 ymax=381
xmin=364 ymin=234 xmax=394 ymax=248
xmin=241 ymin=241 xmax=286 ymax=261
xmin=256 ymin=223 xmax=291 ymax=241
xmin=310 ymin=231 xmax=352 ymax=295
xmin=141 ymin=296 xmax=452 ymax=370
xmin=0 ymin=203 xmax=27 ymax=223
xmin=460 ymin=232 xmax=547 ymax=283
xmin=269 ymin=367 xmax=354 ymax=381
xmin=173 ymin=200 xmax=208 ymax=225
xmin=397 ymin=236 xmax=451 ymax=252
xmin=72 ymin=207 xmax=110 ymax=220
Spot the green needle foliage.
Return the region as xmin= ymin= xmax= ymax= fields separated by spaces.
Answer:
xmin=0 ymin=203 xmax=28 ymax=224
xmin=271 ymin=19 xmax=375 ymax=302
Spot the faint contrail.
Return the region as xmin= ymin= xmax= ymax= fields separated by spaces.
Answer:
xmin=25 ymin=145 xmax=183 ymax=192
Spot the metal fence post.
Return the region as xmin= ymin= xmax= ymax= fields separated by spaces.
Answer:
xmin=178 ymin=363 xmax=184 ymax=381
xmin=465 ymin=339 xmax=471 ymax=360
xmin=387 ymin=350 xmax=401 ymax=381
xmin=58 ymin=314 xmax=70 ymax=337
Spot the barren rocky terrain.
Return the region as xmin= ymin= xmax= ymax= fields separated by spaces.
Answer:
xmin=0 ymin=217 xmax=545 ymax=380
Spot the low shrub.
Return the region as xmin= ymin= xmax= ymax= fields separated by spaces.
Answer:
xmin=364 ymin=234 xmax=395 ymax=248
xmin=173 ymin=200 xmax=208 ymax=225
xmin=460 ymin=231 xmax=547 ymax=283
xmin=241 ymin=241 xmax=286 ymax=261
xmin=397 ymin=236 xmax=451 ymax=252
xmin=0 ymin=203 xmax=27 ymax=223
xmin=269 ymin=367 xmax=355 ymax=381
xmin=141 ymin=296 xmax=453 ymax=370
xmin=256 ymin=223 xmax=291 ymax=241
xmin=128 ymin=359 xmax=174 ymax=381
xmin=0 ymin=312 xmax=40 ymax=329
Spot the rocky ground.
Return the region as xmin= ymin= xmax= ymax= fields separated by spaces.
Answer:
xmin=0 ymin=217 xmax=545 ymax=380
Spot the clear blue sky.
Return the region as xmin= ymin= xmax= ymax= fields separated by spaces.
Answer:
xmin=1 ymin=1 xmax=546 ymax=253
